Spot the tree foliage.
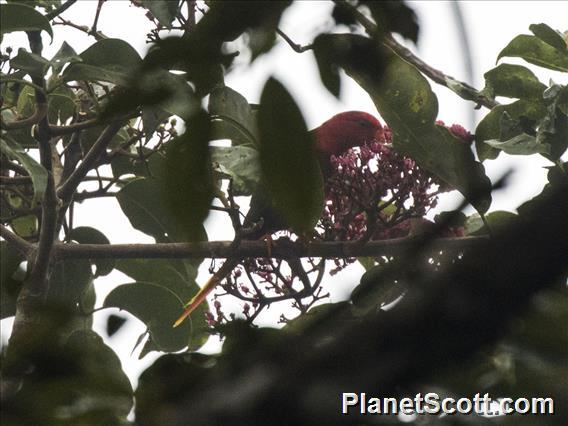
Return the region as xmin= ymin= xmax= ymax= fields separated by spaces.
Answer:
xmin=0 ymin=1 xmax=567 ymax=424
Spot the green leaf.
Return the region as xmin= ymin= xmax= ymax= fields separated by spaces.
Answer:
xmin=114 ymin=258 xmax=209 ymax=350
xmin=117 ymin=177 xmax=204 ymax=243
xmin=47 ymin=84 xmax=75 ymax=125
xmin=357 ymin=257 xmax=376 ymax=271
xmin=485 ymin=133 xmax=551 ymax=156
xmin=111 ymin=148 xmax=166 ymax=180
xmin=211 ymin=145 xmax=260 ymax=196
xmin=483 ymin=64 xmax=546 ymax=101
xmin=498 ymin=34 xmax=568 ymax=72
xmin=538 ymin=84 xmax=568 ymax=161
xmin=363 ymin=1 xmax=419 ymax=43
xmin=10 ymin=48 xmax=51 ymax=79
xmin=0 ymin=134 xmax=48 ymax=205
xmin=63 ymin=330 xmax=133 ymax=421
xmin=334 ymin=35 xmax=491 ymax=213
xmin=101 ymin=69 xmax=198 ymax=125
xmin=104 ymin=282 xmax=207 ymax=353
xmin=48 ymin=256 xmax=93 ymax=306
xmin=530 ymin=23 xmax=567 ymax=52
xmin=352 ymin=263 xmax=406 ymax=310
xmin=140 ymin=0 xmax=179 ymax=27
xmin=465 ymin=211 xmax=519 ymax=236
xmin=0 ymin=3 xmax=53 ymax=40
xmin=164 ymin=110 xmax=213 ymax=241
xmin=475 ymin=100 xmax=547 ymax=161
xmin=142 ymin=106 xmax=171 ymax=142
xmin=258 ymin=77 xmax=324 ymax=232
xmin=50 ymin=41 xmax=80 ymax=75
xmin=208 ymin=85 xmax=258 ymax=145
xmin=16 ymin=85 xmax=36 ymax=118
xmin=63 ymin=39 xmax=142 ymax=85
xmin=69 ymin=226 xmax=114 ymax=277
xmin=0 ymin=241 xmax=25 ymax=319
xmin=10 ymin=214 xmax=37 ymax=238
xmin=313 ymin=37 xmax=341 ymax=98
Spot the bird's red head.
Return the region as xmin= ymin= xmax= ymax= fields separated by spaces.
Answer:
xmin=314 ymin=111 xmax=383 ymax=156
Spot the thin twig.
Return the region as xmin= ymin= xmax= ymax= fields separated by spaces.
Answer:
xmin=90 ymin=0 xmax=105 ymax=35
xmin=53 ymin=17 xmax=108 ymax=41
xmin=276 ymin=29 xmax=314 ymax=53
xmin=56 ymin=121 xmax=124 ymax=201
xmin=331 ymin=1 xmax=498 ymax=110
xmin=46 ymin=0 xmax=78 ymax=20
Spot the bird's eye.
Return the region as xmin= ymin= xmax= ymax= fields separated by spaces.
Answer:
xmin=358 ymin=119 xmax=372 ymax=128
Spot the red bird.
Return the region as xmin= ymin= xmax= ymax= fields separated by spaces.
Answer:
xmin=174 ymin=111 xmax=382 ymax=327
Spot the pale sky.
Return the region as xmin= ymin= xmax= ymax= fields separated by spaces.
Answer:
xmin=1 ymin=1 xmax=567 ymax=387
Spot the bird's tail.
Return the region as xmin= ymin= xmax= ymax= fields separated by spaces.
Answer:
xmin=173 ymin=258 xmax=239 ymax=327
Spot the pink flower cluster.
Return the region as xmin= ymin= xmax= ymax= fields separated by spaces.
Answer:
xmin=207 ymin=121 xmax=472 ymax=324
xmin=317 ymin=125 xmax=445 ymax=242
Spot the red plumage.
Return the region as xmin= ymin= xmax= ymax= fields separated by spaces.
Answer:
xmin=173 ymin=111 xmax=382 ymax=327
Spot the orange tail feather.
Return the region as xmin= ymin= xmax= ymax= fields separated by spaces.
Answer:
xmin=172 ymin=259 xmax=239 ymax=327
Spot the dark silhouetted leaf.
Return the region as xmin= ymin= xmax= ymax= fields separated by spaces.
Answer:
xmin=362 ymin=0 xmax=419 ymax=43
xmin=63 ymin=330 xmax=133 ymax=421
xmin=69 ymin=226 xmax=114 ymax=277
xmin=0 ymin=3 xmax=53 ymax=39
xmin=140 ymin=0 xmax=179 ymax=27
xmin=106 ymin=314 xmax=127 ymax=338
xmin=208 ymin=85 xmax=257 ymax=145
xmin=313 ymin=37 xmax=341 ymax=98
xmin=63 ymin=38 xmax=142 ymax=85
xmin=164 ymin=110 xmax=213 ymax=241
xmin=258 ymin=77 xmax=324 ymax=233
xmin=48 ymin=256 xmax=93 ymax=306
xmin=117 ymin=177 xmax=204 ymax=242
xmin=142 ymin=106 xmax=171 ymax=142
xmin=49 ymin=41 xmax=80 ymax=75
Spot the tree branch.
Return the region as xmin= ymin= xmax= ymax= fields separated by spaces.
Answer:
xmin=332 ymin=0 xmax=498 ymax=109
xmin=276 ymin=29 xmax=313 ymax=53
xmin=46 ymin=0 xmax=78 ymax=20
xmin=0 ymin=224 xmax=35 ymax=258
xmin=51 ymin=236 xmax=489 ymax=260
xmin=48 ymin=117 xmax=101 ymax=136
xmin=56 ymin=121 xmax=124 ymax=201
xmin=0 ymin=103 xmax=48 ymax=130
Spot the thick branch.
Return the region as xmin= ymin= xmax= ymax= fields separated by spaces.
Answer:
xmin=52 ymin=236 xmax=489 ymax=260
xmin=25 ymin=31 xmax=58 ymax=296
